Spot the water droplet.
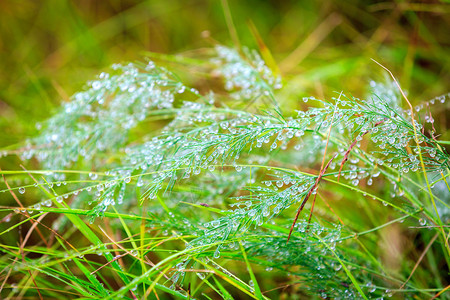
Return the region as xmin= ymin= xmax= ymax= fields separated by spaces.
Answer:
xmin=385 ymin=289 xmax=393 ymax=297
xmin=220 ymin=121 xmax=229 ymax=129
xmin=18 ymin=187 xmax=25 ymax=194
xmin=419 ymin=218 xmax=426 ymax=226
xmin=92 ymin=81 xmax=101 ymax=90
xmin=213 ymin=248 xmax=220 ymax=259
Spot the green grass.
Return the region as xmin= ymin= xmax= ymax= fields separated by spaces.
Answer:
xmin=1 ymin=1 xmax=449 ymax=299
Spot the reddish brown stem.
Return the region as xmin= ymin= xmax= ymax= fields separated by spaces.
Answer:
xmin=287 ymin=154 xmax=337 ymax=243
xmin=337 ymin=119 xmax=384 ymax=181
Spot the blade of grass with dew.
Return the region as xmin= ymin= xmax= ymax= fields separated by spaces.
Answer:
xmin=314 ymin=232 xmax=368 ymax=299
xmin=36 ymin=177 xmax=133 ymax=290
xmin=212 ymin=276 xmax=234 ymax=300
xmin=239 ymin=241 xmax=263 ymax=299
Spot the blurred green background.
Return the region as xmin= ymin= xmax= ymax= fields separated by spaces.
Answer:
xmin=1 ymin=0 xmax=449 ymax=151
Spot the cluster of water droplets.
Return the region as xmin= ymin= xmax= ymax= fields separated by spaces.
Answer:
xmin=243 ymin=223 xmax=359 ymax=298
xmin=213 ymin=45 xmax=281 ymax=100
xmin=85 ymin=111 xmax=311 ymax=213
xmin=368 ymin=80 xmax=402 ymax=112
xmin=188 ymin=171 xmax=315 ymax=253
xmin=25 ymin=61 xmax=185 ymax=170
xmin=305 ymin=92 xmax=449 ymax=185
xmin=82 ymin=85 xmax=449 ymax=215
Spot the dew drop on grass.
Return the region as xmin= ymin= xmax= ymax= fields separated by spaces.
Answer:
xmin=419 ymin=218 xmax=426 ymax=226
xmin=18 ymin=187 xmax=25 ymax=194
xmin=92 ymin=81 xmax=101 ymax=90
xmin=385 ymin=289 xmax=393 ymax=297
xmin=213 ymin=248 xmax=220 ymax=259
xmin=273 ymin=206 xmax=281 ymax=214
xmin=220 ymin=121 xmax=229 ymax=129
xmin=286 ymin=131 xmax=294 ymax=138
